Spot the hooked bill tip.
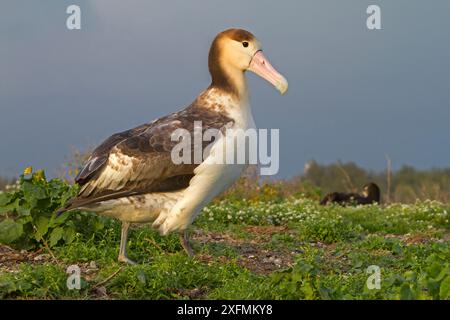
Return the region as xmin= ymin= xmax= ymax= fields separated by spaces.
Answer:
xmin=276 ymin=77 xmax=289 ymax=95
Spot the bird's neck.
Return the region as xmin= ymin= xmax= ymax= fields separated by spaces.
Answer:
xmin=209 ymin=63 xmax=249 ymax=102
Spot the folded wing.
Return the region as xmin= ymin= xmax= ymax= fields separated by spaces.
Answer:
xmin=60 ymin=105 xmax=233 ymax=212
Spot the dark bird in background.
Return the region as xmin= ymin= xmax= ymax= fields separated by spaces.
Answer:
xmin=320 ymin=183 xmax=381 ymax=206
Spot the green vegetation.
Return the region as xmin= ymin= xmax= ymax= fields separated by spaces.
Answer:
xmin=218 ymin=161 xmax=450 ymax=204
xmin=0 ymin=170 xmax=449 ymax=299
xmin=3 ymin=159 xmax=450 ymax=203
xmin=0 ymin=170 xmax=106 ymax=250
xmin=302 ymin=160 xmax=450 ymax=203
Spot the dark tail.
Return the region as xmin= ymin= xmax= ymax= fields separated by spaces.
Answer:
xmin=55 ymin=200 xmax=77 ymax=218
xmin=55 ymin=206 xmax=69 ymax=218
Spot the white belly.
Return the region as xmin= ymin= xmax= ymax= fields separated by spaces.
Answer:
xmin=80 ymin=191 xmax=184 ymax=223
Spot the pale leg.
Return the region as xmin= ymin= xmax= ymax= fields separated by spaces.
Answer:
xmin=118 ymin=222 xmax=136 ymax=265
xmin=179 ymin=230 xmax=194 ymax=257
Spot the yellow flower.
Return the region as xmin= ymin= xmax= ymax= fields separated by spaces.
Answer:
xmin=23 ymin=166 xmax=33 ymax=175
xmin=34 ymin=170 xmax=46 ymax=182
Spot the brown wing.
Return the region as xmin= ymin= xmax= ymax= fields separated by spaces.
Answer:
xmin=60 ymin=105 xmax=233 ymax=212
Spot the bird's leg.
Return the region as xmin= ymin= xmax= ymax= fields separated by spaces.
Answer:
xmin=179 ymin=230 xmax=194 ymax=257
xmin=118 ymin=221 xmax=136 ymax=265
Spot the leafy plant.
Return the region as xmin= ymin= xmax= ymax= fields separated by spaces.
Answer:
xmin=1 ymin=170 xmax=449 ymax=300
xmin=0 ymin=168 xmax=103 ymax=249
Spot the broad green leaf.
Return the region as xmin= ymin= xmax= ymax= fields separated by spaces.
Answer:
xmin=302 ymin=281 xmax=315 ymax=299
xmin=22 ymin=181 xmax=47 ymax=202
xmin=392 ymin=243 xmax=403 ymax=255
xmin=0 ymin=192 xmax=12 ymax=207
xmin=399 ymin=284 xmax=415 ymax=300
xmin=34 ymin=216 xmax=50 ymax=240
xmin=427 ymin=262 xmax=442 ymax=279
xmin=16 ymin=215 xmax=32 ymax=225
xmin=0 ymin=198 xmax=19 ymax=214
xmin=404 ymin=271 xmax=417 ymax=282
xmin=0 ymin=219 xmax=23 ymax=244
xmin=426 ymin=279 xmax=440 ymax=299
xmin=435 ymin=265 xmax=449 ymax=282
xmin=16 ymin=205 xmax=31 ymax=216
xmin=62 ymin=227 xmax=76 ymax=244
xmin=439 ymin=276 xmax=450 ymax=300
xmin=53 ymin=211 xmax=70 ymax=225
xmin=49 ymin=227 xmax=63 ymax=247
xmin=48 ymin=179 xmax=67 ymax=199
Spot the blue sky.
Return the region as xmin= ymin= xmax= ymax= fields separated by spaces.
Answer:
xmin=1 ymin=0 xmax=449 ymax=178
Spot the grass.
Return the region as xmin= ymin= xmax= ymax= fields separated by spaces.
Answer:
xmin=0 ymin=198 xmax=449 ymax=300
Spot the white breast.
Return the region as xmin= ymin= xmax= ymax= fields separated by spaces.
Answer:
xmin=155 ymin=95 xmax=256 ymax=235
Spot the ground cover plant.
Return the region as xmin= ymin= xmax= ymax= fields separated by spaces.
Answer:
xmin=0 ymin=170 xmax=449 ymax=299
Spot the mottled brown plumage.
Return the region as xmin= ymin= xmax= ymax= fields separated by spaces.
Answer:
xmin=57 ymin=104 xmax=233 ymax=215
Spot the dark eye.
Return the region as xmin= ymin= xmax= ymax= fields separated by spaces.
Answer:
xmin=242 ymin=41 xmax=249 ymax=48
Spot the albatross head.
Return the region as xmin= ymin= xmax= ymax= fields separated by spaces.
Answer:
xmin=208 ymin=28 xmax=288 ymax=96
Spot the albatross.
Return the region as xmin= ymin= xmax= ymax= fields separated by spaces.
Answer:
xmin=56 ymin=28 xmax=288 ymax=264
xmin=320 ymin=183 xmax=381 ymax=206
